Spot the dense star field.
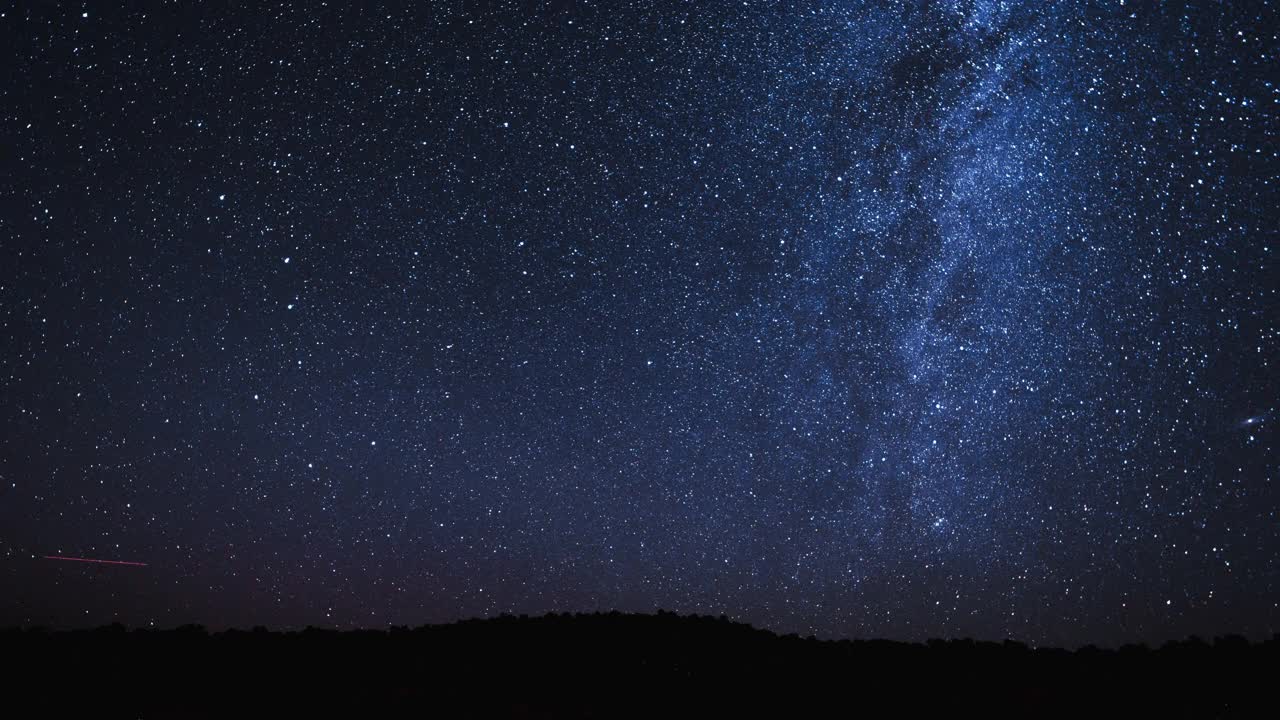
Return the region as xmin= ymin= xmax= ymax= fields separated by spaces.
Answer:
xmin=1 ymin=2 xmax=1275 ymax=647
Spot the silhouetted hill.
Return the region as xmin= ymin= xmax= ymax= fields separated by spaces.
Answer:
xmin=1 ymin=611 xmax=1273 ymax=718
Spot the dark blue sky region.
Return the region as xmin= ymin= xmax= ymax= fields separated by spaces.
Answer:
xmin=1 ymin=1 xmax=1276 ymax=647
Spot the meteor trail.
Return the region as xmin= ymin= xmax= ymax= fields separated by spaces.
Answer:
xmin=44 ymin=555 xmax=147 ymax=567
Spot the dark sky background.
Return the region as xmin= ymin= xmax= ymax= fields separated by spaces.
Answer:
xmin=0 ymin=1 xmax=1275 ymax=647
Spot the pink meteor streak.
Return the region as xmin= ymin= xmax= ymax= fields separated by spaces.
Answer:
xmin=44 ymin=555 xmax=147 ymax=567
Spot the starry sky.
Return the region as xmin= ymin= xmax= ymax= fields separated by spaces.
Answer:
xmin=1 ymin=1 xmax=1276 ymax=647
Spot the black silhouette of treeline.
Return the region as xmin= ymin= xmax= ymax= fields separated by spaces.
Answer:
xmin=2 ymin=611 xmax=1273 ymax=718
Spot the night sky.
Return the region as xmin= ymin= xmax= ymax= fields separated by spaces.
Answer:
xmin=1 ymin=1 xmax=1276 ymax=647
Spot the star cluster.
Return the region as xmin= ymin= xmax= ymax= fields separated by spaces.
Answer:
xmin=1 ymin=1 xmax=1275 ymax=646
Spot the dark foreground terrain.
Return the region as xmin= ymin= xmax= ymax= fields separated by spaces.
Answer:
xmin=2 ymin=612 xmax=1273 ymax=718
